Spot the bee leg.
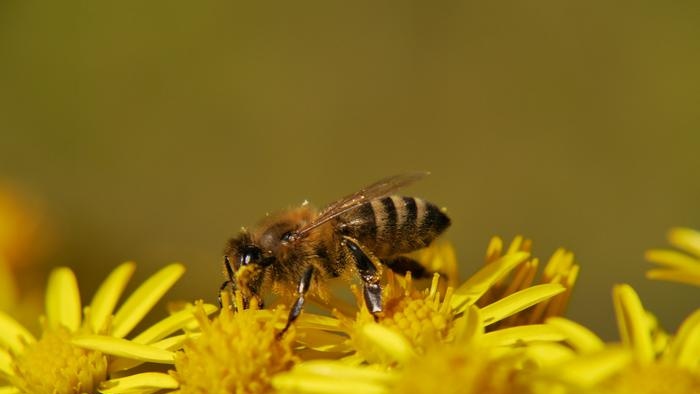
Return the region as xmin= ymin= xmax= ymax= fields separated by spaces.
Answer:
xmin=342 ymin=237 xmax=383 ymax=316
xmin=218 ymin=256 xmax=236 ymax=310
xmin=385 ymin=256 xmax=431 ymax=279
xmin=278 ymin=266 xmax=314 ymax=338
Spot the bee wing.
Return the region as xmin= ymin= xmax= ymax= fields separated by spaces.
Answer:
xmin=294 ymin=171 xmax=429 ymax=237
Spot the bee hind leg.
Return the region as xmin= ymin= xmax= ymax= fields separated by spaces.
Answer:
xmin=278 ymin=266 xmax=314 ymax=338
xmin=385 ymin=256 xmax=432 ymax=279
xmin=342 ymin=236 xmax=383 ymax=317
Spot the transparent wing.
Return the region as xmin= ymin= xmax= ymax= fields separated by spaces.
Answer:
xmin=294 ymin=171 xmax=429 ymax=237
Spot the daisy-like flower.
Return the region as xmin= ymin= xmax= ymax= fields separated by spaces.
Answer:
xmin=273 ymin=240 xmax=572 ymax=393
xmin=646 ymin=227 xmax=700 ymax=287
xmin=534 ymin=284 xmax=700 ymax=393
xmin=164 ymin=291 xmax=298 ymax=394
xmin=292 ymin=240 xmax=569 ymax=361
xmin=0 ymin=262 xmax=213 ymax=394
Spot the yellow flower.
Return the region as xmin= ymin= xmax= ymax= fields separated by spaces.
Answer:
xmin=0 ymin=262 xmax=207 ymax=394
xmin=533 ymin=284 xmax=700 ymax=393
xmin=646 ymin=227 xmax=700 ymax=287
xmin=273 ymin=239 xmax=572 ymax=393
xmin=167 ymin=292 xmax=298 ymax=394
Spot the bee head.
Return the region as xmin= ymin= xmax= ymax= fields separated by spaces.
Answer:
xmin=223 ymin=232 xmax=273 ymax=308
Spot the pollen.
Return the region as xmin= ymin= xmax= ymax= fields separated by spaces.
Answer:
xmin=353 ymin=272 xmax=455 ymax=356
xmin=171 ymin=294 xmax=299 ymax=394
xmin=11 ymin=325 xmax=107 ymax=394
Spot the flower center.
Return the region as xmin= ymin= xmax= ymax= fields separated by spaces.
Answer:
xmin=172 ymin=300 xmax=298 ymax=394
xmin=12 ymin=326 xmax=107 ymax=394
xmin=381 ymin=294 xmax=452 ymax=352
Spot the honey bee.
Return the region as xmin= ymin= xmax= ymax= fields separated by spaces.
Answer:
xmin=221 ymin=172 xmax=451 ymax=334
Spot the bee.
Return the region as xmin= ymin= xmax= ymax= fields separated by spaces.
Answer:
xmin=221 ymin=172 xmax=451 ymax=334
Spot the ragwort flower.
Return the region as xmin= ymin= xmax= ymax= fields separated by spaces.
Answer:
xmin=0 ymin=262 xmax=211 ymax=394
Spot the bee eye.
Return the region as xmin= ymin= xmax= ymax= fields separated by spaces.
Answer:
xmin=240 ymin=246 xmax=262 ymax=266
xmin=281 ymin=231 xmax=293 ymax=242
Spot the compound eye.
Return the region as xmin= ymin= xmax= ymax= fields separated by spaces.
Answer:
xmin=281 ymin=231 xmax=293 ymax=242
xmin=240 ymin=246 xmax=262 ymax=266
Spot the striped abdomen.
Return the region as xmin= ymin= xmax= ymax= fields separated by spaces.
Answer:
xmin=336 ymin=195 xmax=450 ymax=258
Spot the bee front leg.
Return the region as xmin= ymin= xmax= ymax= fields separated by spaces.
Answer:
xmin=218 ymin=256 xmax=236 ymax=309
xmin=342 ymin=236 xmax=383 ymax=316
xmin=279 ymin=266 xmax=314 ymax=337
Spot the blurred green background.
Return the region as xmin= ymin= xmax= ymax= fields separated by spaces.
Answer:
xmin=1 ymin=1 xmax=698 ymax=339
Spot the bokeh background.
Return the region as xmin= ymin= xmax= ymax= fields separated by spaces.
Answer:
xmin=1 ymin=1 xmax=698 ymax=339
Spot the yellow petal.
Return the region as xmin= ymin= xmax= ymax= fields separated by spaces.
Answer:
xmin=481 ymin=284 xmax=565 ymax=326
xmin=0 ymin=349 xmax=13 ymax=377
xmin=524 ymin=342 xmax=575 ymax=367
xmin=645 ymin=269 xmax=700 ymax=287
xmin=0 ymin=387 xmax=21 ymax=394
xmin=0 ymin=311 xmax=35 ymax=353
xmin=452 ymin=252 xmax=530 ymax=312
xmin=273 ymin=372 xmax=389 ymax=394
xmin=45 ymin=267 xmax=81 ymax=331
xmin=542 ymin=347 xmax=631 ymax=387
xmin=132 ymin=304 xmax=216 ymax=345
xmin=668 ymin=227 xmax=700 ymax=258
xmin=72 ymin=335 xmax=175 ymax=364
xmin=481 ymin=324 xmax=565 ymax=347
xmin=297 ymin=329 xmax=353 ymax=353
xmin=645 ymin=250 xmax=700 ymax=272
xmin=111 ymin=263 xmax=185 ymax=338
xmin=88 ymin=262 xmax=136 ymax=334
xmin=666 ymin=308 xmax=700 ymax=368
xmin=546 ymin=317 xmax=604 ymax=354
xmin=360 ymin=323 xmax=415 ymax=365
xmin=296 ymin=313 xmax=344 ymax=331
xmin=109 ymin=333 xmax=201 ymax=373
xmin=453 ymin=305 xmax=483 ymax=344
xmin=99 ymin=372 xmax=178 ymax=394
xmin=291 ymin=361 xmax=396 ymax=384
xmin=612 ymin=284 xmax=654 ymax=363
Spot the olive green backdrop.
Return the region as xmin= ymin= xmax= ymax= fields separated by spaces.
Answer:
xmin=2 ymin=1 xmax=699 ymax=339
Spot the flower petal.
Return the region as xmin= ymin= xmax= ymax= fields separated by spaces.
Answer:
xmin=88 ymin=262 xmax=136 ymax=334
xmin=612 ymin=284 xmax=654 ymax=363
xmin=0 ymin=349 xmax=14 ymax=377
xmin=359 ymin=323 xmax=415 ymax=365
xmin=273 ymin=364 xmax=391 ymax=394
xmin=668 ymin=227 xmax=700 ymax=258
xmin=481 ymin=324 xmax=565 ymax=347
xmin=481 ymin=284 xmax=565 ymax=326
xmin=541 ymin=347 xmax=631 ymax=387
xmin=645 ymin=250 xmax=700 ymax=272
xmin=451 ymin=251 xmax=530 ymax=312
xmin=45 ymin=267 xmax=82 ymax=331
xmin=645 ymin=269 xmax=700 ymax=287
xmin=666 ymin=308 xmax=700 ymax=368
xmin=72 ymin=335 xmax=175 ymax=364
xmin=99 ymin=372 xmax=178 ymax=394
xmin=453 ymin=305 xmax=483 ymax=344
xmin=111 ymin=263 xmax=185 ymax=338
xmin=0 ymin=311 xmax=35 ymax=353
xmin=297 ymin=313 xmax=344 ymax=331
xmin=290 ymin=361 xmax=396 ymax=383
xmin=109 ymin=333 xmax=201 ymax=373
xmin=0 ymin=387 xmax=21 ymax=394
xmin=546 ymin=317 xmax=604 ymax=354
xmin=132 ymin=304 xmax=216 ymax=345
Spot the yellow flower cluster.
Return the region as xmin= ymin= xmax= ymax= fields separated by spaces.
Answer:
xmin=0 ymin=229 xmax=698 ymax=394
